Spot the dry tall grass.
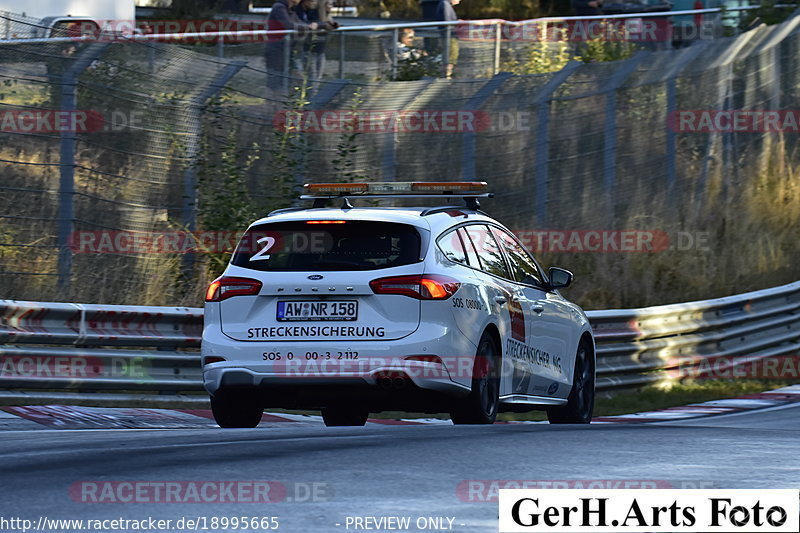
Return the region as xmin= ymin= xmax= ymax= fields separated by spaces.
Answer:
xmin=543 ymin=136 xmax=800 ymax=309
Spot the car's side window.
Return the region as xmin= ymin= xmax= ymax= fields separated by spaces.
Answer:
xmin=457 ymin=227 xmax=481 ymax=269
xmin=491 ymin=226 xmax=544 ymax=287
xmin=464 ymin=225 xmax=510 ymax=279
xmin=437 ymin=229 xmax=468 ymax=265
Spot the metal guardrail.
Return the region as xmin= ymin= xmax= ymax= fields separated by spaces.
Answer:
xmin=592 ymin=281 xmax=800 ymax=390
xmin=1 ymin=6 xmax=792 ymax=44
xmin=0 ymin=281 xmax=798 ymax=407
xmin=0 ymin=302 xmax=204 ymax=407
xmin=2 ymin=6 xmax=794 ymax=82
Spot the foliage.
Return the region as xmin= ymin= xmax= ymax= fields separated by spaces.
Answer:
xmin=266 ymin=81 xmax=313 ymax=209
xmin=500 ymin=22 xmax=641 ymax=75
xmin=196 ymin=129 xmax=263 ymax=278
xmin=361 ymin=0 xmax=560 ymax=19
xmin=331 ymin=88 xmax=368 ymax=182
xmin=395 ymin=53 xmax=442 ymax=81
xmin=501 ymin=36 xmax=574 ymax=74
xmin=577 ymin=36 xmax=641 ymax=63
xmin=196 ymin=82 xmax=312 ymax=279
xmin=736 ymin=0 xmax=798 ymax=29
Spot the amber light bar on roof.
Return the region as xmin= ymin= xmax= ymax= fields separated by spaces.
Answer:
xmin=303 ymin=182 xmax=488 ymax=196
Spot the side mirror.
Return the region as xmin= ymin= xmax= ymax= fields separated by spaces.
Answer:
xmin=548 ymin=267 xmax=573 ymax=290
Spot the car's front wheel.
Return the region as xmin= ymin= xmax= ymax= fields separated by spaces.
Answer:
xmin=450 ymin=332 xmax=500 ymax=425
xmin=321 ymin=407 xmax=369 ymax=427
xmin=547 ymin=339 xmax=595 ymax=424
xmin=211 ymin=390 xmax=264 ymax=428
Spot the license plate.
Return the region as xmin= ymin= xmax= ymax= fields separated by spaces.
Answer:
xmin=276 ymin=300 xmax=358 ymax=321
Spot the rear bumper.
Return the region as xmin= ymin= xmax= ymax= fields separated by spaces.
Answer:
xmin=202 ymin=321 xmax=476 ymax=408
xmin=203 ymin=361 xmax=469 ymax=395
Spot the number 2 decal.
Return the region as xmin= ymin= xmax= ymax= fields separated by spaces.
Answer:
xmin=249 ymin=236 xmax=276 ymax=262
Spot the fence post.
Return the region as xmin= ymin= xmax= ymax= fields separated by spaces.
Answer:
xmin=380 ymin=79 xmax=436 ymax=180
xmin=443 ymin=26 xmax=451 ymax=78
xmin=663 ymin=43 xmax=707 ymax=195
xmin=56 ymin=43 xmax=111 ymax=292
xmin=283 ymin=33 xmax=292 ymax=92
xmin=493 ymin=21 xmax=502 ymax=75
xmin=599 ymin=51 xmax=648 ymax=222
xmin=180 ymin=61 xmax=247 ymax=281
xmin=531 ymin=61 xmax=581 ymax=226
xmin=391 ymin=28 xmax=399 ymax=80
xmin=339 ymin=32 xmax=345 ymax=78
xmin=772 ymin=44 xmax=781 ymax=108
xmin=147 ymin=43 xmax=156 ymax=74
xmin=696 ymin=27 xmax=764 ymax=214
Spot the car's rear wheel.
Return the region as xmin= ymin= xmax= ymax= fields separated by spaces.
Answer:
xmin=547 ymin=339 xmax=595 ymax=424
xmin=211 ymin=390 xmax=264 ymax=428
xmin=451 ymin=332 xmax=500 ymax=425
xmin=321 ymin=407 xmax=369 ymax=427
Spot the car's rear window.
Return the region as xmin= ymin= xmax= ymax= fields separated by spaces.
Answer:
xmin=230 ymin=221 xmax=422 ymax=271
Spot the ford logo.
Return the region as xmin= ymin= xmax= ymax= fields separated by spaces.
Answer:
xmin=547 ymin=382 xmax=559 ymax=395
xmin=307 ymin=275 xmax=324 ymax=281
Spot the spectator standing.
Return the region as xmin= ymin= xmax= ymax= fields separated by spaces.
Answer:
xmin=293 ymin=0 xmax=339 ymax=81
xmin=435 ymin=0 xmax=460 ymax=78
xmin=266 ymin=0 xmax=318 ymax=89
xmin=572 ymin=0 xmax=604 ymax=15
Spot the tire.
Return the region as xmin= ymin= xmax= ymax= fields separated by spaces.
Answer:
xmin=547 ymin=340 xmax=595 ymax=424
xmin=321 ymin=407 xmax=369 ymax=427
xmin=210 ymin=390 xmax=264 ymax=428
xmin=450 ymin=332 xmax=500 ymax=425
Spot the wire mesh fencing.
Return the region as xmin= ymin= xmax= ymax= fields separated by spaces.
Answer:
xmin=0 ymin=11 xmax=799 ymax=308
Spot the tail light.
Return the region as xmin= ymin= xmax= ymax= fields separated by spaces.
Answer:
xmin=369 ymin=275 xmax=460 ymax=300
xmin=205 ymin=276 xmax=262 ymax=302
xmin=203 ymin=356 xmax=226 ymax=365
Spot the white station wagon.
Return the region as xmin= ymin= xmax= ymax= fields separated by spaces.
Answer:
xmin=202 ymin=182 xmax=595 ymax=427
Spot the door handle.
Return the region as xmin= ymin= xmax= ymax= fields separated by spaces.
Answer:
xmin=494 ymin=296 xmax=507 ymax=305
xmin=531 ymin=303 xmax=544 ymax=314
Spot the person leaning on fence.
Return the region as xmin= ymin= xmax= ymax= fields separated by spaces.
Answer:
xmin=293 ymin=0 xmax=340 ymax=81
xmin=266 ymin=0 xmax=318 ymax=89
xmin=435 ymin=0 xmax=460 ymax=78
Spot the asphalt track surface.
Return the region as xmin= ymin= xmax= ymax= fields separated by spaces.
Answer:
xmin=0 ymin=398 xmax=798 ymax=533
